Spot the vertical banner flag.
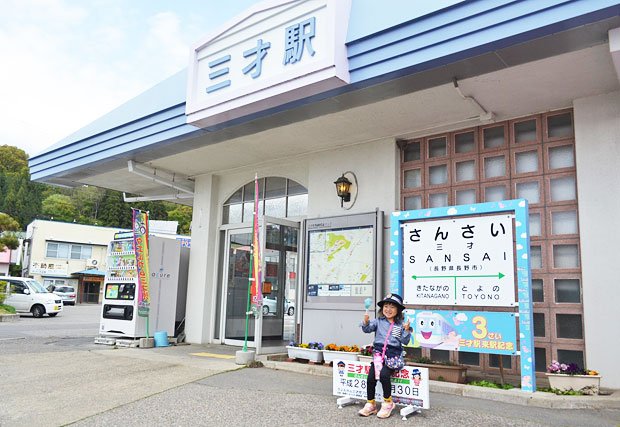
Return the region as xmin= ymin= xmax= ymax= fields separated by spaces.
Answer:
xmin=132 ymin=208 xmax=150 ymax=317
xmin=251 ymin=174 xmax=263 ymax=312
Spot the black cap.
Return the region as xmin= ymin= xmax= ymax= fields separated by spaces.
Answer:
xmin=377 ymin=293 xmax=405 ymax=310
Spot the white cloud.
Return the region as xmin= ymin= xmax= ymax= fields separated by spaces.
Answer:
xmin=0 ymin=0 xmax=258 ymax=156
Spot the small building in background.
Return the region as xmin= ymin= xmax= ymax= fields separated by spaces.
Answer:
xmin=1 ymin=233 xmax=25 ymax=276
xmin=22 ymin=219 xmax=183 ymax=304
xmin=0 ymin=249 xmax=11 ymax=276
xmin=22 ymin=220 xmax=124 ymax=304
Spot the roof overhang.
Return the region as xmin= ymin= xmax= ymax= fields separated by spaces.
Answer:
xmin=28 ymin=2 xmax=620 ymax=202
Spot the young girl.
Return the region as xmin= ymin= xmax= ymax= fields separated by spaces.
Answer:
xmin=359 ymin=293 xmax=411 ymax=418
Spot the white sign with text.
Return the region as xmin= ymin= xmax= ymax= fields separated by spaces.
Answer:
xmin=333 ymin=361 xmax=430 ymax=409
xmin=402 ymin=214 xmax=515 ymax=307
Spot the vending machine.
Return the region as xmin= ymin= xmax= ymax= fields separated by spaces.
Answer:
xmin=99 ymin=234 xmax=189 ymax=338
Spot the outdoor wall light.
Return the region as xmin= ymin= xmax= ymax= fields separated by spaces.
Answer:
xmin=334 ymin=171 xmax=358 ymax=209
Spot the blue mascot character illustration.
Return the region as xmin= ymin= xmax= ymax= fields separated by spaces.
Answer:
xmin=415 ymin=311 xmax=456 ymax=348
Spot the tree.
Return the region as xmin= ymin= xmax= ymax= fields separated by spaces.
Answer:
xmin=2 ymin=174 xmax=43 ymax=227
xmin=0 ymin=212 xmax=20 ymax=252
xmin=41 ymin=194 xmax=77 ymax=222
xmin=0 ymin=145 xmax=28 ymax=175
xmin=167 ymin=205 xmax=192 ymax=234
xmin=98 ymin=190 xmax=132 ymax=228
xmin=72 ymin=186 xmax=106 ymax=223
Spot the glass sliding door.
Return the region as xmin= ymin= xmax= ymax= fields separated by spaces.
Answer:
xmin=221 ymin=218 xmax=299 ymax=351
xmin=223 ymin=228 xmax=255 ymax=345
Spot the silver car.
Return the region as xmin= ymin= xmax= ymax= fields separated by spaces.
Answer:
xmin=48 ymin=285 xmax=77 ymax=305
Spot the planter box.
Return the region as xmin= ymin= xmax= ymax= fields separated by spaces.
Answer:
xmin=412 ymin=362 xmax=467 ymax=383
xmin=323 ymin=350 xmax=359 ymax=363
xmin=546 ymin=373 xmax=601 ymax=393
xmin=286 ymin=346 xmax=323 ymax=363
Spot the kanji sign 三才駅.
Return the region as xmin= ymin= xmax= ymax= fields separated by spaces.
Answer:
xmin=187 ymin=1 xmax=352 ymax=129
xmin=402 ymin=214 xmax=515 ymax=307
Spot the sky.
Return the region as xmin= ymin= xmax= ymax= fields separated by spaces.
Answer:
xmin=0 ymin=0 xmax=258 ymax=157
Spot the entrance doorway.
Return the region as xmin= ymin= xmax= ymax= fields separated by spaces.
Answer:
xmin=221 ymin=217 xmax=299 ymax=353
xmin=81 ymin=281 xmax=101 ymax=303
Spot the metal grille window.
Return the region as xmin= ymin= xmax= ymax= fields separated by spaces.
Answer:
xmin=222 ymin=178 xmax=308 ymax=224
xmin=399 ymin=109 xmax=583 ymax=373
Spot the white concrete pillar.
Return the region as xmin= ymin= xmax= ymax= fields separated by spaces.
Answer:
xmin=185 ymin=173 xmax=219 ymax=343
xmin=573 ymin=90 xmax=620 ymax=389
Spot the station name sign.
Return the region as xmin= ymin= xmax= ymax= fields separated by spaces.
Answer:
xmin=186 ymin=0 xmax=351 ymax=128
xmin=402 ymin=214 xmax=516 ymax=307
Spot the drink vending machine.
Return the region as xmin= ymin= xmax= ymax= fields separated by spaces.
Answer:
xmin=99 ymin=234 xmax=189 ymax=339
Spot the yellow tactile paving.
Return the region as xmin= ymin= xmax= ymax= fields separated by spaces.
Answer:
xmin=190 ymin=352 xmax=235 ymax=359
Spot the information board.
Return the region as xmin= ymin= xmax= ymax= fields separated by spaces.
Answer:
xmin=402 ymin=214 xmax=515 ymax=307
xmin=308 ymin=227 xmax=373 ymax=286
xmin=333 ymin=361 xmax=430 ymax=409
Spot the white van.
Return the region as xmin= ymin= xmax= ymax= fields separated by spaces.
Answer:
xmin=0 ymin=276 xmax=63 ymax=317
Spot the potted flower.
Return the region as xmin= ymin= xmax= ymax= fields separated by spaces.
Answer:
xmin=286 ymin=341 xmax=324 ymax=363
xmin=358 ymin=345 xmax=374 ymax=363
xmin=322 ymin=343 xmax=360 ymax=363
xmin=545 ymin=360 xmax=601 ymax=393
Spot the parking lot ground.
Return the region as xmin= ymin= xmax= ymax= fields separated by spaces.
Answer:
xmin=1 ymin=304 xmax=619 ymax=426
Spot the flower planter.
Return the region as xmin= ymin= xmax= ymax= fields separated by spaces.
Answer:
xmin=546 ymin=373 xmax=601 ymax=392
xmin=323 ymin=350 xmax=359 ymax=364
xmin=286 ymin=346 xmax=323 ymax=363
xmin=412 ymin=362 xmax=467 ymax=383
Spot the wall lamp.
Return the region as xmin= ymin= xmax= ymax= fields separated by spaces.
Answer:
xmin=334 ymin=171 xmax=358 ymax=209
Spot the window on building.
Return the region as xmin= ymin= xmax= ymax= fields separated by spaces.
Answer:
xmin=489 ymin=354 xmax=512 ymax=369
xmin=46 ymin=242 xmax=93 ymax=259
xmin=458 ymin=352 xmax=480 ymax=366
xmin=222 ymin=177 xmax=308 ymax=225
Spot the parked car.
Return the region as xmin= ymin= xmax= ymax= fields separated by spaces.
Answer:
xmin=261 ymin=297 xmax=295 ymax=316
xmin=262 ymin=297 xmax=277 ymax=316
xmin=285 ymin=299 xmax=295 ymax=316
xmin=1 ymin=276 xmax=63 ymax=318
xmin=47 ymin=285 xmax=77 ymax=305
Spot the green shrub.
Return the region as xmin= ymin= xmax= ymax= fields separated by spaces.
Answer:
xmin=0 ymin=304 xmax=16 ymax=314
xmin=469 ymin=380 xmax=514 ymax=390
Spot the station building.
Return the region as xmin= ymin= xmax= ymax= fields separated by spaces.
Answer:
xmin=29 ymin=1 xmax=620 ymax=388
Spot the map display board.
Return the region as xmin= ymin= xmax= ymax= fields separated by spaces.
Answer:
xmin=402 ymin=214 xmax=515 ymax=307
xmin=308 ymin=227 xmax=373 ymax=287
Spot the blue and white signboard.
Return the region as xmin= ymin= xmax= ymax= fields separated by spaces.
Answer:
xmin=389 ymin=200 xmax=535 ymax=393
xmin=403 ymin=309 xmax=518 ymax=355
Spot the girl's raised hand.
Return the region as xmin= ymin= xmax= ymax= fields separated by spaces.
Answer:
xmin=363 ymin=313 xmax=369 ymax=325
xmin=403 ymin=319 xmax=410 ymax=331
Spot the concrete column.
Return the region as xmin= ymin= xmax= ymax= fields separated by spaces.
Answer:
xmin=185 ymin=173 xmax=219 ymax=344
xmin=573 ymin=91 xmax=620 ymax=388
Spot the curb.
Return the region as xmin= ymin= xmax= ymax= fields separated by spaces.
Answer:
xmin=260 ymin=359 xmax=620 ymax=409
xmin=0 ymin=313 xmax=19 ymax=322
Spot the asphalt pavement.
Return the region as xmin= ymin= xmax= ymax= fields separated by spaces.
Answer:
xmin=1 ymin=305 xmax=619 ymax=426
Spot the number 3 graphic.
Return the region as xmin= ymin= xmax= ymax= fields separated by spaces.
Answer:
xmin=472 ymin=315 xmax=488 ymax=339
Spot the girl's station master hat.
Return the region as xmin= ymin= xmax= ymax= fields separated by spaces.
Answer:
xmin=377 ymin=293 xmax=405 ymax=310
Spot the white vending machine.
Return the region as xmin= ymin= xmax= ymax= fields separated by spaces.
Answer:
xmin=99 ymin=234 xmax=189 ymax=338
